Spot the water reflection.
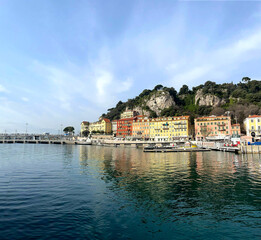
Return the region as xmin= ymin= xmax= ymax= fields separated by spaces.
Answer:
xmin=79 ymin=146 xmax=261 ymax=225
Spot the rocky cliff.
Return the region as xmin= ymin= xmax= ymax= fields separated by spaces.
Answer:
xmin=195 ymin=89 xmax=226 ymax=107
xmin=129 ymin=90 xmax=175 ymax=116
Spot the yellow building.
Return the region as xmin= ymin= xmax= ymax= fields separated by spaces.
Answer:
xmin=149 ymin=116 xmax=191 ymax=141
xmin=89 ymin=118 xmax=112 ymax=134
xmin=120 ymin=110 xmax=138 ymax=119
xmin=80 ymin=121 xmax=90 ymax=136
xmin=244 ymin=115 xmax=261 ymax=137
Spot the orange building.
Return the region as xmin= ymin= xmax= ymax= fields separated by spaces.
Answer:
xmin=116 ymin=117 xmax=136 ymax=138
xmin=195 ymin=116 xmax=232 ymax=141
xmin=132 ymin=118 xmax=150 ymax=139
xmin=231 ymin=124 xmax=241 ymax=137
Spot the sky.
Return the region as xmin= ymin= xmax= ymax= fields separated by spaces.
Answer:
xmin=0 ymin=0 xmax=261 ymax=134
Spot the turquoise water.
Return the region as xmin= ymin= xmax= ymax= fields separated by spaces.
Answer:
xmin=0 ymin=144 xmax=260 ymax=239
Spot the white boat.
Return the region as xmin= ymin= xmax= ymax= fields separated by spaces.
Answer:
xmin=76 ymin=138 xmax=92 ymax=145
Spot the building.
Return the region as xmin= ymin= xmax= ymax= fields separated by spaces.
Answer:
xmin=149 ymin=116 xmax=191 ymax=141
xmin=89 ymin=118 xmax=112 ymax=134
xmin=116 ymin=117 xmax=136 ymax=138
xmin=111 ymin=120 xmax=118 ymax=136
xmin=80 ymin=121 xmax=90 ymax=136
xmin=120 ymin=110 xmax=138 ymax=119
xmin=132 ymin=117 xmax=150 ymax=139
xmin=195 ymin=115 xmax=231 ymax=141
xmin=231 ymin=124 xmax=241 ymax=137
xmin=243 ymin=115 xmax=261 ymax=138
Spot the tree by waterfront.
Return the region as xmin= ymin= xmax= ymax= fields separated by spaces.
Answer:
xmin=63 ymin=126 xmax=74 ymax=134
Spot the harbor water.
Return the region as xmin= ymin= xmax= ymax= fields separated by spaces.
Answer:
xmin=0 ymin=144 xmax=260 ymax=239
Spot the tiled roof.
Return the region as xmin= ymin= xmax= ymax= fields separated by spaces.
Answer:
xmin=195 ymin=115 xmax=230 ymax=120
xmin=247 ymin=115 xmax=261 ymax=118
xmin=102 ymin=118 xmax=110 ymax=123
xmin=118 ymin=117 xmax=136 ymax=121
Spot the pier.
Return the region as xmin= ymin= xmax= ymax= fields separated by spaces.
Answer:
xmin=0 ymin=134 xmax=77 ymax=145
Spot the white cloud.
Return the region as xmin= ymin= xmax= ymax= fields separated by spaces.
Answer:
xmin=96 ymin=70 xmax=113 ymax=97
xmin=167 ymin=27 xmax=261 ymax=88
xmin=0 ymin=84 xmax=8 ymax=93
xmin=21 ymin=97 xmax=29 ymax=102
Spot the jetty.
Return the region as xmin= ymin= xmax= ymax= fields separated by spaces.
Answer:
xmin=143 ymin=147 xmax=210 ymax=153
xmin=0 ymin=134 xmax=79 ymax=145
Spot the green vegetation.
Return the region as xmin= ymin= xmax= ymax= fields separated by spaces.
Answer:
xmin=63 ymin=126 xmax=75 ymax=134
xmin=82 ymin=130 xmax=90 ymax=137
xmin=103 ymin=78 xmax=261 ymax=129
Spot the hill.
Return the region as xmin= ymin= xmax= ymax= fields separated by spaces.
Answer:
xmin=102 ymin=78 xmax=261 ymax=132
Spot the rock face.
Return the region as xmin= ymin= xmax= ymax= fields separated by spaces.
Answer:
xmin=195 ymin=89 xmax=226 ymax=107
xmin=127 ymin=90 xmax=175 ymax=117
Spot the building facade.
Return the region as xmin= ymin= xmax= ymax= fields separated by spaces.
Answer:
xmin=243 ymin=115 xmax=261 ymax=137
xmin=111 ymin=120 xmax=118 ymax=136
xmin=149 ymin=116 xmax=191 ymax=141
xmin=195 ymin=116 xmax=231 ymax=141
xmin=231 ymin=124 xmax=241 ymax=137
xmin=89 ymin=118 xmax=112 ymax=134
xmin=116 ymin=117 xmax=136 ymax=138
xmin=80 ymin=121 xmax=90 ymax=136
xmin=120 ymin=110 xmax=138 ymax=119
xmin=132 ymin=118 xmax=150 ymax=139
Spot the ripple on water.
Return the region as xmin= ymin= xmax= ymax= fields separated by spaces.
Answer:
xmin=0 ymin=145 xmax=261 ymax=239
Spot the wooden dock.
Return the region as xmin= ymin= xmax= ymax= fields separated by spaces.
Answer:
xmin=211 ymin=147 xmax=240 ymax=154
xmin=143 ymin=148 xmax=210 ymax=153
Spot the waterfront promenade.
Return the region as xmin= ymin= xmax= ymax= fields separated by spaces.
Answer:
xmin=1 ymin=134 xmax=261 ymax=154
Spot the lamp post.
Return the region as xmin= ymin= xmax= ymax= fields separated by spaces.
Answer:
xmin=25 ymin=123 xmax=28 ymax=135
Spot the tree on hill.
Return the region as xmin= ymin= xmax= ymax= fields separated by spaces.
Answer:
xmin=153 ymin=84 xmax=163 ymax=91
xmin=179 ymin=85 xmax=189 ymax=95
xmin=242 ymin=77 xmax=251 ymax=83
xmin=210 ymin=107 xmax=225 ymax=116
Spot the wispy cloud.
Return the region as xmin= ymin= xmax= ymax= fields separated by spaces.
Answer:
xmin=0 ymin=84 xmax=8 ymax=93
xmin=21 ymin=97 xmax=29 ymax=102
xmin=167 ymin=27 xmax=261 ymax=88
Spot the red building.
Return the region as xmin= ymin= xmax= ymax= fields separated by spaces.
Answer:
xmin=116 ymin=117 xmax=136 ymax=138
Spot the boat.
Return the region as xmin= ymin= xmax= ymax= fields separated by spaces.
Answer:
xmin=76 ymin=138 xmax=92 ymax=145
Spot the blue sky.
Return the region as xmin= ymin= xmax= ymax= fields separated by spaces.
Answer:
xmin=0 ymin=0 xmax=261 ymax=134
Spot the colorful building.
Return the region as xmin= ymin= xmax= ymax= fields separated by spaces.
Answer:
xmin=111 ymin=120 xmax=118 ymax=136
xmin=116 ymin=117 xmax=136 ymax=138
xmin=243 ymin=115 xmax=261 ymax=137
xmin=149 ymin=116 xmax=191 ymax=141
xmin=80 ymin=121 xmax=90 ymax=136
xmin=89 ymin=118 xmax=112 ymax=134
xmin=195 ymin=116 xmax=231 ymax=141
xmin=120 ymin=110 xmax=138 ymax=119
xmin=231 ymin=124 xmax=241 ymax=137
xmin=132 ymin=117 xmax=150 ymax=139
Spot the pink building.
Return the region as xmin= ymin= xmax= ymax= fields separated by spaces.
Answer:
xmin=195 ymin=116 xmax=232 ymax=141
